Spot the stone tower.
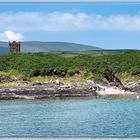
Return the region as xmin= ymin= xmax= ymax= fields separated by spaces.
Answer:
xmin=9 ymin=41 xmax=20 ymax=53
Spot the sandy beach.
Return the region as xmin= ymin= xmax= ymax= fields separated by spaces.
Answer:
xmin=96 ymin=85 xmax=137 ymax=95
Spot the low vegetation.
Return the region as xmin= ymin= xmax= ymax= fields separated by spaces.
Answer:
xmin=0 ymin=51 xmax=140 ymax=84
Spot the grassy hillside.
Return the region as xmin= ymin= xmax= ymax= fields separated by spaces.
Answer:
xmin=0 ymin=41 xmax=101 ymax=53
xmin=0 ymin=51 xmax=140 ymax=83
xmin=56 ymin=49 xmax=140 ymax=57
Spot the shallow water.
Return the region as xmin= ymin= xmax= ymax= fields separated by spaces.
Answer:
xmin=0 ymin=98 xmax=140 ymax=137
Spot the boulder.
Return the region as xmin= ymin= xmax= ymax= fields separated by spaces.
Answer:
xmin=125 ymin=80 xmax=140 ymax=93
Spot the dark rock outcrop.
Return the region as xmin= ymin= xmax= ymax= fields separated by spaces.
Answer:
xmin=0 ymin=80 xmax=98 ymax=99
xmin=103 ymin=68 xmax=124 ymax=89
xmin=126 ymin=80 xmax=140 ymax=93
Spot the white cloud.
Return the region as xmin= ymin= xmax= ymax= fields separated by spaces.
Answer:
xmin=0 ymin=11 xmax=140 ymax=32
xmin=0 ymin=30 xmax=24 ymax=41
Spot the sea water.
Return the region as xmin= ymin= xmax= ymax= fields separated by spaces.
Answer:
xmin=0 ymin=98 xmax=140 ymax=137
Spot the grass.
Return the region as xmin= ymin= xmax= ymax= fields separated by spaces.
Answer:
xmin=117 ymin=72 xmax=139 ymax=84
xmin=0 ymin=50 xmax=140 ymax=85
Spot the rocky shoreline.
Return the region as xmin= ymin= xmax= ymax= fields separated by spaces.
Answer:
xmin=0 ymin=80 xmax=139 ymax=100
xmin=0 ymin=80 xmax=97 ymax=99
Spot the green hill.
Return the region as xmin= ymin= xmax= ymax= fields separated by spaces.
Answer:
xmin=0 ymin=41 xmax=101 ymax=53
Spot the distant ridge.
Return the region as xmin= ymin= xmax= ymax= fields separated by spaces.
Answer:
xmin=0 ymin=41 xmax=101 ymax=53
xmin=0 ymin=47 xmax=8 ymax=54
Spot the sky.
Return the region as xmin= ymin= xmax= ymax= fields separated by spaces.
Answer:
xmin=0 ymin=3 xmax=140 ymax=49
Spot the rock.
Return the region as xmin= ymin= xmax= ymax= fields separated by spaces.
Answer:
xmin=16 ymin=81 xmax=28 ymax=86
xmin=103 ymin=67 xmax=124 ymax=89
xmin=56 ymin=79 xmax=59 ymax=84
xmin=0 ymin=75 xmax=13 ymax=82
xmin=9 ymin=88 xmax=16 ymax=91
xmin=59 ymin=85 xmax=71 ymax=89
xmin=11 ymin=76 xmax=18 ymax=81
xmin=125 ymin=80 xmax=140 ymax=93
xmin=70 ymin=80 xmax=96 ymax=89
xmin=32 ymin=82 xmax=43 ymax=86
xmin=46 ymin=81 xmax=64 ymax=88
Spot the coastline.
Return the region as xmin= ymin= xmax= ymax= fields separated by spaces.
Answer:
xmin=0 ymin=80 xmax=138 ymax=100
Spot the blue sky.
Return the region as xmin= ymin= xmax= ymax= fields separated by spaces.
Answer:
xmin=0 ymin=3 xmax=140 ymax=49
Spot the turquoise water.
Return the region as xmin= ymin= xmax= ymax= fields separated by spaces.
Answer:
xmin=0 ymin=98 xmax=140 ymax=137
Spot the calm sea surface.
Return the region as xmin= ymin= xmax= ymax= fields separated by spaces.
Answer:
xmin=0 ymin=98 xmax=140 ymax=137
